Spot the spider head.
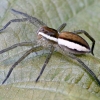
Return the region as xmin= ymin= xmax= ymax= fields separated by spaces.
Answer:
xmin=37 ymin=26 xmax=59 ymax=43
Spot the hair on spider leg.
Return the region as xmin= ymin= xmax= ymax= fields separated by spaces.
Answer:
xmin=0 ymin=9 xmax=100 ymax=86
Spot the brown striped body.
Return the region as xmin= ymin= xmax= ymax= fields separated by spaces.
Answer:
xmin=38 ymin=26 xmax=90 ymax=54
xmin=58 ymin=32 xmax=90 ymax=54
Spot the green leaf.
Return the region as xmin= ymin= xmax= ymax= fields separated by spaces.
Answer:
xmin=0 ymin=0 xmax=100 ymax=100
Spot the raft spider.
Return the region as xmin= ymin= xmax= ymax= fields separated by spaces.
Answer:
xmin=0 ymin=9 xmax=100 ymax=86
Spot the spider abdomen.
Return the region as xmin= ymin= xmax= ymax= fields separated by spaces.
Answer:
xmin=58 ymin=32 xmax=90 ymax=54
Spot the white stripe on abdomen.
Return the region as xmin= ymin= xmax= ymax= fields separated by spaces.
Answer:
xmin=58 ymin=38 xmax=89 ymax=52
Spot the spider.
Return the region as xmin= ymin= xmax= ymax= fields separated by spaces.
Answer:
xmin=0 ymin=9 xmax=100 ymax=86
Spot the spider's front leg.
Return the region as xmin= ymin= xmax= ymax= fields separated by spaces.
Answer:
xmin=2 ymin=46 xmax=43 ymax=84
xmin=0 ymin=9 xmax=46 ymax=33
xmin=11 ymin=9 xmax=46 ymax=27
xmin=35 ymin=46 xmax=54 ymax=82
xmin=0 ymin=42 xmax=34 ymax=54
xmin=0 ymin=18 xmax=29 ymax=32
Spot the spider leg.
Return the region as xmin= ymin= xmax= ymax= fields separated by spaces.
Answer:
xmin=0 ymin=18 xmax=29 ymax=32
xmin=2 ymin=46 xmax=43 ymax=84
xmin=67 ymin=53 xmax=100 ymax=86
xmin=36 ymin=46 xmax=54 ymax=82
xmin=0 ymin=42 xmax=35 ymax=54
xmin=11 ymin=9 xmax=46 ymax=27
xmin=72 ymin=30 xmax=95 ymax=55
xmin=57 ymin=23 xmax=66 ymax=33
xmin=36 ymin=23 xmax=67 ymax=82
xmin=0 ymin=9 xmax=46 ymax=33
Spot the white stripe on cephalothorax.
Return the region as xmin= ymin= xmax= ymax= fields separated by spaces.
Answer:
xmin=58 ymin=38 xmax=90 ymax=52
xmin=38 ymin=32 xmax=58 ymax=42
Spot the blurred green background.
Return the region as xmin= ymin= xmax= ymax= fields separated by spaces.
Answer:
xmin=0 ymin=0 xmax=100 ymax=100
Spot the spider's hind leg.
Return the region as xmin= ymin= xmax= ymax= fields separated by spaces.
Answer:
xmin=72 ymin=30 xmax=95 ymax=55
xmin=67 ymin=53 xmax=100 ymax=86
